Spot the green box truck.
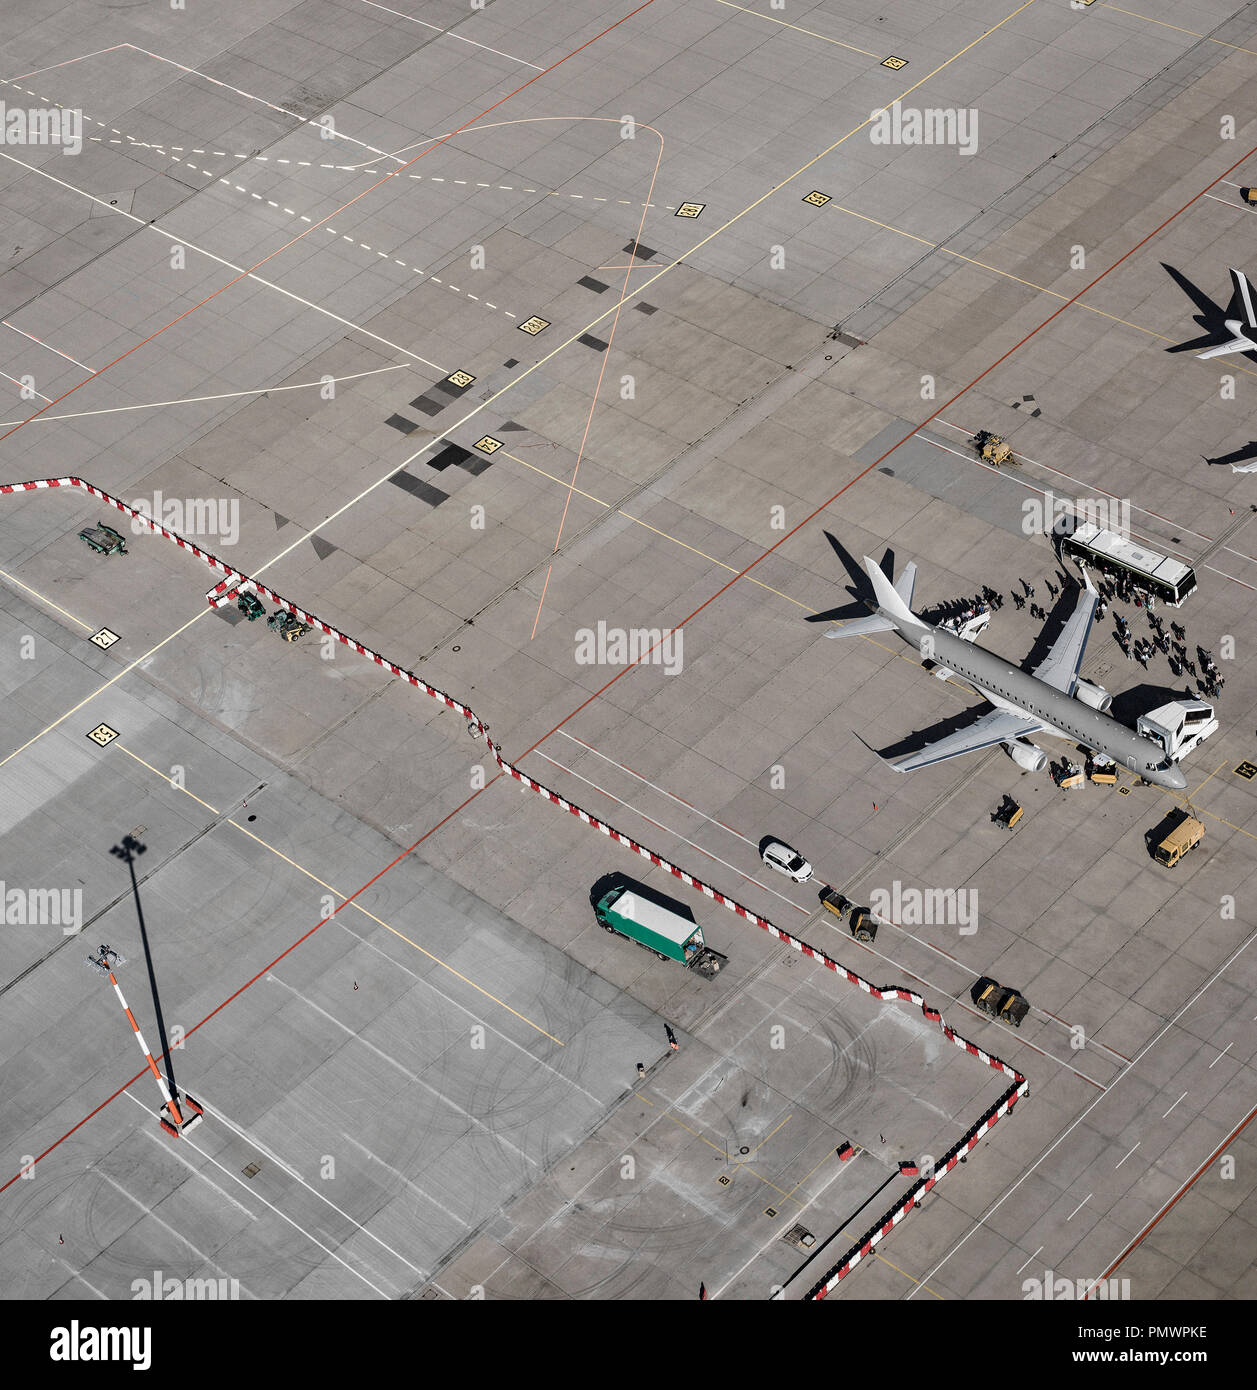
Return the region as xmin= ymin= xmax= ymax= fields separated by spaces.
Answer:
xmin=594 ymin=884 xmax=727 ymax=978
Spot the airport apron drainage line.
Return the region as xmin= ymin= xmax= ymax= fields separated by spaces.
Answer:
xmin=1 ymin=474 xmax=1030 ymax=1297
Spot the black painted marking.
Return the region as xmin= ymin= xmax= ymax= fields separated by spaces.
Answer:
xmin=578 ymin=333 xmax=609 ymax=352
xmin=459 ymin=453 xmax=496 ymax=476
xmin=636 ymin=302 xmax=657 ymax=315
xmin=435 ymin=377 xmax=472 ymax=397
xmin=833 ymin=330 xmax=862 ymax=348
xmin=578 ymin=276 xmax=609 ymax=293
xmin=425 ymin=443 xmax=473 ymax=472
xmin=386 ymin=413 xmax=418 ymax=434
xmin=504 ymin=358 xmax=519 ymax=368
xmin=623 ymin=241 xmax=656 ymax=260
xmin=310 ymin=535 xmax=337 ymax=561
xmin=499 ymin=420 xmax=526 ymax=431
xmin=274 ymin=513 xmax=290 ymax=530
xmin=410 ymin=395 xmax=446 ymax=416
xmin=390 ymin=470 xmax=450 ymax=506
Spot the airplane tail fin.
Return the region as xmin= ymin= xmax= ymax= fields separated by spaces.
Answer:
xmin=1232 ymin=267 xmax=1257 ymax=329
xmin=864 ymin=555 xmax=916 ymax=626
xmin=820 ymin=552 xmax=918 ymax=639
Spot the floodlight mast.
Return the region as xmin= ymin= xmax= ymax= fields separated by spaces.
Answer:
xmin=94 ymin=945 xmax=199 ymax=1136
xmin=106 ymin=832 xmax=204 ymax=1138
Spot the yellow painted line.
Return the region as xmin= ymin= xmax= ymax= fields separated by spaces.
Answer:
xmin=1162 ymin=781 xmax=1257 ymax=844
xmin=500 ymin=447 xmax=976 ymax=695
xmin=0 ymin=564 xmax=93 ymax=630
xmin=1101 ymin=4 xmax=1257 ymax=58
xmin=747 ymin=1112 xmax=791 ymax=1156
xmin=1185 ymin=803 xmax=1257 ymax=844
xmin=845 ymin=1238 xmax=945 ymax=1298
xmin=783 ymin=1142 xmax=854 ymax=1200
xmin=115 ymin=744 xmax=220 ymax=815
xmin=0 ymin=606 xmax=205 ymax=770
xmin=713 ymin=0 xmax=881 ymax=58
xmin=0 ymin=3 xmax=1034 ymax=773
xmin=1189 ymin=759 xmax=1227 ymax=801
xmin=113 ymin=745 xmax=565 ymax=1046
xmin=661 ymin=1111 xmax=803 ymax=1203
xmin=503 ymin=448 xmax=812 ymax=613
xmin=639 ymin=1103 xmax=940 ymax=1294
xmin=832 ymin=204 xmax=1257 ymax=369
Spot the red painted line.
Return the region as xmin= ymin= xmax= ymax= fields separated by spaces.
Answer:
xmin=0 ymin=0 xmax=661 ymax=446
xmin=6 ymin=106 xmax=1240 ymax=1285
xmin=1093 ymin=1101 xmax=1257 ymax=1290
xmin=513 ymin=136 xmax=1257 ymax=767
xmin=0 ymin=773 xmax=503 ymax=1194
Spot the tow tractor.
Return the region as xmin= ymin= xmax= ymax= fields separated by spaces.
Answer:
xmin=819 ymin=888 xmax=878 ymax=942
xmin=237 ymin=591 xmax=266 ymax=621
xmin=1052 ymin=761 xmax=1085 ymax=790
xmin=971 ymin=976 xmax=1030 ymax=1028
xmin=970 ymin=430 xmax=1019 ymax=468
xmin=992 ymin=795 xmax=1023 ymax=830
xmin=78 ymin=522 xmax=128 ymax=555
xmin=267 ymin=611 xmax=312 ymax=642
xmin=1087 ymin=754 xmax=1118 ymax=785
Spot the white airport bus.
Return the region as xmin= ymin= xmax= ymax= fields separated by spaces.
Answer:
xmin=1061 ymin=521 xmax=1197 ymax=607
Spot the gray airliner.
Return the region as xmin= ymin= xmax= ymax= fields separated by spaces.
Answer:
xmin=828 ymin=556 xmax=1187 ymax=790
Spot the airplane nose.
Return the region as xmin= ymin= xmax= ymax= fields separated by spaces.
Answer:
xmin=1167 ymin=766 xmax=1188 ymax=791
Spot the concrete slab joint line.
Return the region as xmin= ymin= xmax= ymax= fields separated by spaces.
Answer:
xmin=1 ymin=474 xmax=1029 ymax=1296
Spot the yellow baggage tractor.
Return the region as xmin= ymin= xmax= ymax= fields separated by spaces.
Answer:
xmin=1087 ymin=754 xmax=1118 ymax=785
xmin=993 ymin=795 xmax=1022 ymax=830
xmin=970 ymin=429 xmax=1018 ymax=467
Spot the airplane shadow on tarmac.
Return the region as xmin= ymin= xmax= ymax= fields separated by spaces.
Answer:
xmin=1163 ymin=261 xmax=1257 ymax=359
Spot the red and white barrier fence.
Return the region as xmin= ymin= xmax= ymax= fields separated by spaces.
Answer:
xmin=5 ymin=476 xmax=1029 ymax=1292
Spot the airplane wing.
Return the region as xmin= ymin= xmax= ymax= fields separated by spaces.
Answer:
xmin=1031 ymin=580 xmax=1099 ymax=694
xmin=880 ymin=708 xmax=1046 ymax=773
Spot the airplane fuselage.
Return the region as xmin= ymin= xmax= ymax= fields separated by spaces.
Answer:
xmin=891 ymin=615 xmax=1187 ymax=790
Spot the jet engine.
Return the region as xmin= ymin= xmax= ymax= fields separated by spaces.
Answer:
xmin=1003 ymin=740 xmax=1048 ymax=773
xmin=1074 ymin=679 xmax=1112 ymax=712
